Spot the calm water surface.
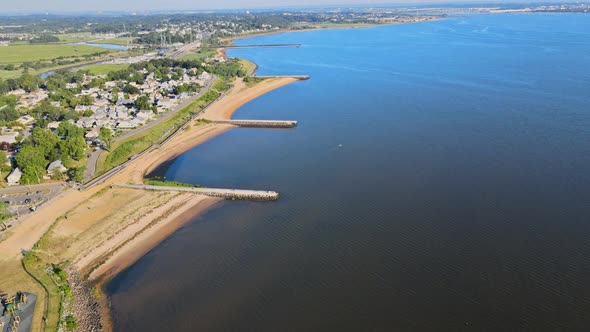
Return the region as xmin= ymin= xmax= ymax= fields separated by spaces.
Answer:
xmin=109 ymin=14 xmax=590 ymax=331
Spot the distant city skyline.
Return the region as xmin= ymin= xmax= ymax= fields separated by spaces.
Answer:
xmin=4 ymin=0 xmax=538 ymax=13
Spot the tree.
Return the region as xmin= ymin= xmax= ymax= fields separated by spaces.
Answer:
xmin=0 ymin=202 xmax=11 ymax=229
xmin=21 ymin=165 xmax=45 ymax=184
xmin=122 ymin=84 xmax=140 ymax=95
xmin=134 ymin=95 xmax=152 ymax=110
xmin=30 ymin=34 xmax=60 ymax=43
xmin=0 ymin=151 xmax=11 ymax=175
xmin=99 ymin=127 xmax=112 ymax=151
xmin=79 ymin=94 xmax=95 ymax=106
xmin=50 ymin=168 xmax=66 ymax=181
xmin=111 ymin=88 xmax=120 ymax=103
xmin=16 ymin=145 xmax=47 ymax=184
xmin=68 ymin=166 xmax=86 ymax=182
xmin=57 ymin=121 xmax=83 ymax=139
xmin=31 ymin=127 xmax=59 ymax=160
xmin=0 ymin=107 xmax=20 ymax=122
xmin=60 ymin=136 xmax=86 ymax=161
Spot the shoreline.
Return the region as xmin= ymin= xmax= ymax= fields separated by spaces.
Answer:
xmin=89 ymin=76 xmax=299 ymax=331
xmin=1 ymin=19 xmax=436 ymax=330
xmin=91 ymin=195 xmax=222 ymax=331
xmin=227 ymin=18 xmax=442 ymax=42
xmin=0 ymin=72 xmax=300 ymax=332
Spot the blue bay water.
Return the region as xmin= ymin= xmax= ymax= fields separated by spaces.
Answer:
xmin=109 ymin=14 xmax=590 ymax=331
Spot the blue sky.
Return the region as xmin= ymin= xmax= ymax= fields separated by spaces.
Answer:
xmin=3 ymin=0 xmax=529 ymax=12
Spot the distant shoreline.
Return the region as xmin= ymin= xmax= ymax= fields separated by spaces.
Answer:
xmin=227 ymin=18 xmax=443 ymax=42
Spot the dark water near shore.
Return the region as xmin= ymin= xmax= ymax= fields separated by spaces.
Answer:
xmin=108 ymin=14 xmax=590 ymax=331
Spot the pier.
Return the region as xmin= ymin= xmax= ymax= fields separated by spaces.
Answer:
xmin=212 ymin=119 xmax=297 ymax=128
xmin=257 ymin=75 xmax=310 ymax=80
xmin=115 ymin=183 xmax=280 ymax=201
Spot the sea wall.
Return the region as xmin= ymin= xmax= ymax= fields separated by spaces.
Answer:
xmin=115 ymin=183 xmax=280 ymax=201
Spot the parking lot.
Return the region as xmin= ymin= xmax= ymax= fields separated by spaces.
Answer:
xmin=0 ymin=184 xmax=65 ymax=217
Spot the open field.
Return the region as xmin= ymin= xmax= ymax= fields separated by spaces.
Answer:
xmin=0 ymin=49 xmax=141 ymax=79
xmin=239 ymin=58 xmax=257 ymax=76
xmin=83 ymin=63 xmax=130 ymax=75
xmin=91 ymin=37 xmax=136 ymax=46
xmin=0 ymin=70 xmax=22 ymax=79
xmin=179 ymin=49 xmax=216 ymax=62
xmin=0 ymin=44 xmax=109 ymax=64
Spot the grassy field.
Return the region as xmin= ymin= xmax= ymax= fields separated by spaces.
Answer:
xmin=0 ymin=44 xmax=109 ymax=64
xmin=83 ymin=63 xmax=130 ymax=75
xmin=0 ymin=70 xmax=23 ymax=79
xmin=0 ymin=48 xmax=142 ymax=79
xmin=91 ymin=37 xmax=136 ymax=46
xmin=239 ymin=58 xmax=257 ymax=76
xmin=179 ymin=49 xmax=216 ymax=62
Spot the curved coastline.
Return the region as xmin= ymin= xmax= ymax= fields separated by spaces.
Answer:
xmin=0 ymin=66 xmax=300 ymax=332
xmin=89 ymin=76 xmax=300 ymax=331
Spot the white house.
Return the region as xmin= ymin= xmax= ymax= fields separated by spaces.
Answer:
xmin=17 ymin=115 xmax=35 ymax=126
xmin=6 ymin=168 xmax=22 ymax=186
xmin=85 ymin=128 xmax=100 ymax=143
xmin=198 ymin=71 xmax=211 ymax=81
xmin=47 ymin=160 xmax=67 ymax=177
xmin=117 ymin=119 xmax=143 ymax=129
xmin=135 ymin=110 xmax=154 ymax=122
xmin=0 ymin=131 xmax=18 ymax=144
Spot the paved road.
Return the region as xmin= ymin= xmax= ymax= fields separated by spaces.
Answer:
xmin=84 ymin=76 xmax=216 ymax=180
xmin=169 ymin=41 xmax=202 ymax=59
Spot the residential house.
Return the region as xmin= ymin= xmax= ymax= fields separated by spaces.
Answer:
xmin=47 ymin=160 xmax=67 ymax=177
xmin=135 ymin=110 xmax=154 ymax=122
xmin=76 ymin=117 xmax=95 ymax=128
xmin=117 ymin=119 xmax=143 ymax=129
xmin=85 ymin=128 xmax=100 ymax=144
xmin=17 ymin=115 xmax=35 ymax=126
xmin=0 ymin=131 xmax=18 ymax=144
xmin=6 ymin=168 xmax=22 ymax=186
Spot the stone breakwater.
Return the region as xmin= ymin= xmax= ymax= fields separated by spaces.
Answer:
xmin=212 ymin=119 xmax=298 ymax=128
xmin=115 ymin=184 xmax=280 ymax=201
xmin=68 ymin=271 xmax=102 ymax=332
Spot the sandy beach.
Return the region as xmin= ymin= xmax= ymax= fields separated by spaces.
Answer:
xmin=0 ymin=74 xmax=300 ymax=331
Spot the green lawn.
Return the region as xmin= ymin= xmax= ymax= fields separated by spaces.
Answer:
xmin=91 ymin=37 xmax=136 ymax=46
xmin=239 ymin=59 xmax=257 ymax=76
xmin=0 ymin=70 xmax=22 ymax=79
xmin=179 ymin=49 xmax=216 ymax=62
xmin=82 ymin=63 xmax=130 ymax=75
xmin=0 ymin=44 xmax=109 ymax=64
